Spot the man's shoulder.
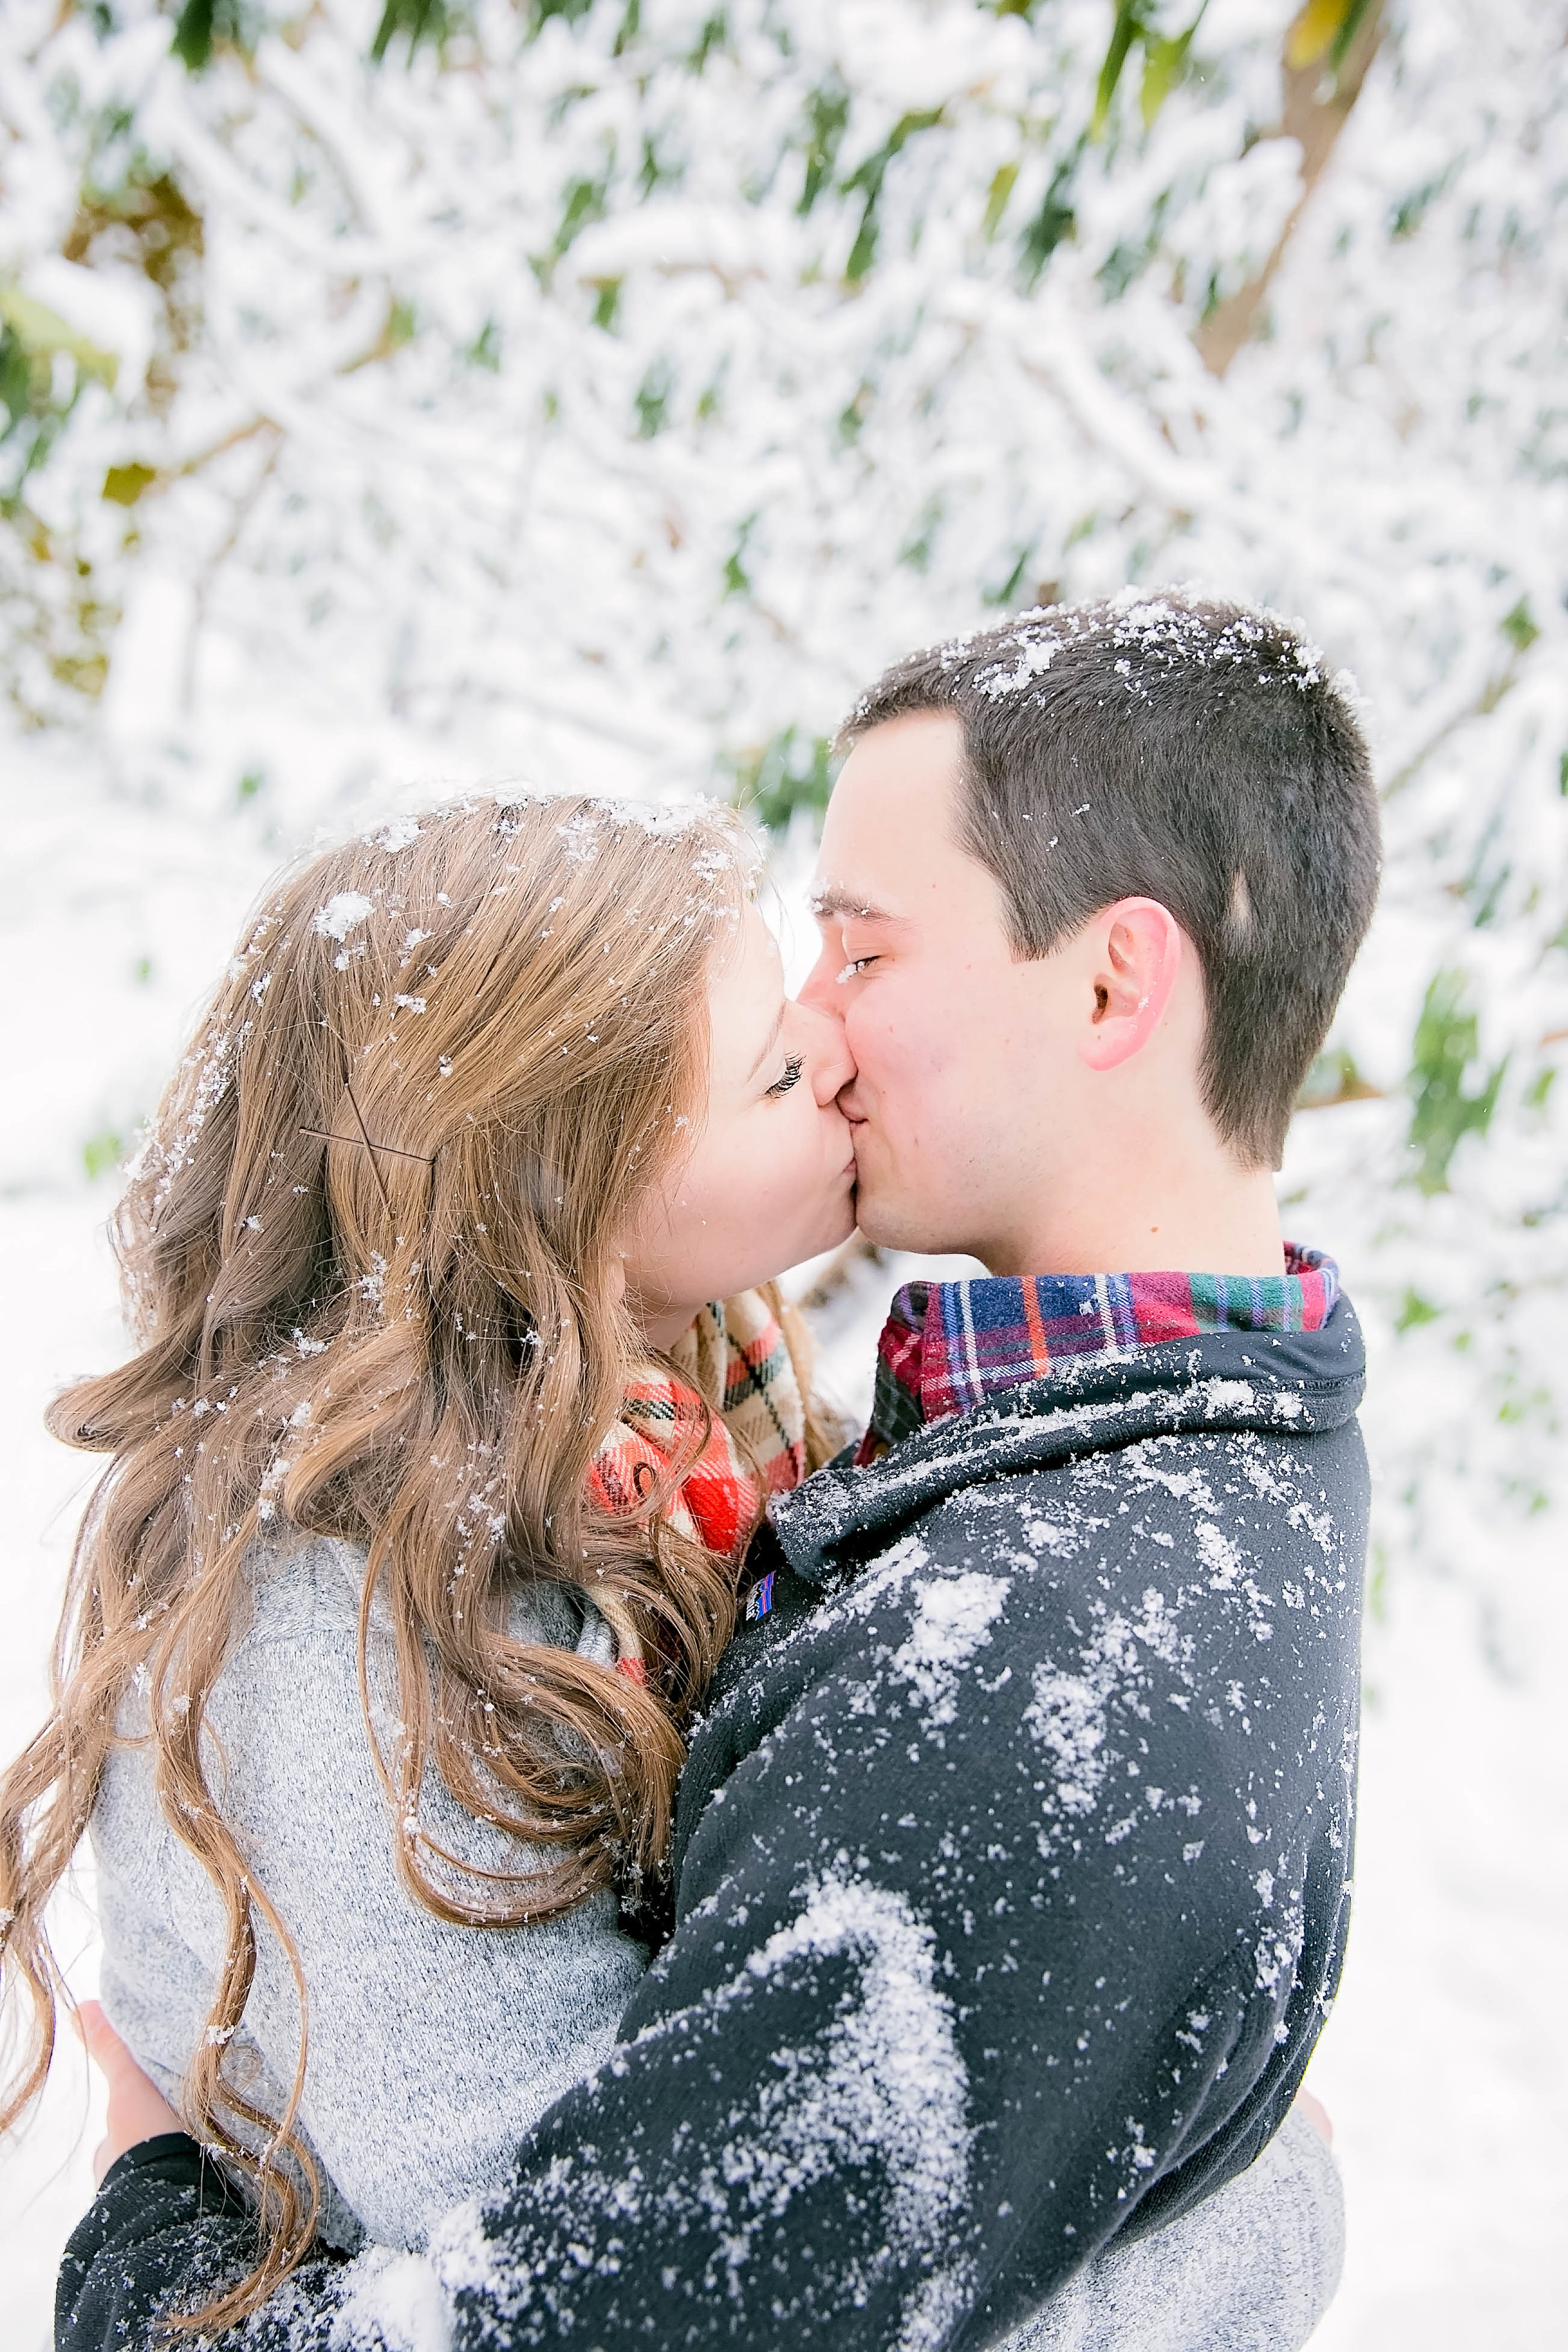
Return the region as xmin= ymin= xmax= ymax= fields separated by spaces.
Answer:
xmin=771 ymin=1303 xmax=1369 ymax=1594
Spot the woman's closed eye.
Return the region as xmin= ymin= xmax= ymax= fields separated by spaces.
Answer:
xmin=765 ymin=1053 xmax=805 ymax=1099
xmin=835 ymin=956 xmax=878 ymax=982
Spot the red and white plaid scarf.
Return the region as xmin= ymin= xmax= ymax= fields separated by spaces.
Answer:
xmin=585 ymin=1288 xmax=806 ymax=1680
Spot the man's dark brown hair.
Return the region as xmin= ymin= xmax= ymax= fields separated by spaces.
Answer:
xmin=839 ymin=591 xmax=1381 ymax=1169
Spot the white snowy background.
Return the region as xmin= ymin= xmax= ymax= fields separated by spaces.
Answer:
xmin=1 ymin=0 xmax=1564 ymax=2343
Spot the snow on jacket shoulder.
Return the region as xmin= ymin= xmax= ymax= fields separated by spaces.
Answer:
xmin=58 ymin=1302 xmax=1367 ymax=2352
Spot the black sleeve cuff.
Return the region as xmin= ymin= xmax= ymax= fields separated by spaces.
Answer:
xmin=98 ymin=2130 xmax=205 ymax=2193
xmin=56 ymin=2133 xmax=258 ymax=2350
xmin=99 ymin=2129 xmax=254 ymax=2214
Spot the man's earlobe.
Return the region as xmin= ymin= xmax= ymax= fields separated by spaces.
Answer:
xmin=1078 ymin=899 xmax=1182 ymax=1071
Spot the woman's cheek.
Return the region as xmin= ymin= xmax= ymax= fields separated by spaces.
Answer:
xmin=755 ymin=1130 xmax=807 ymax=1240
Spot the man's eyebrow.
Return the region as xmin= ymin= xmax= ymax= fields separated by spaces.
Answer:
xmin=746 ymin=1002 xmax=787 ymax=1082
xmin=810 ymin=886 xmax=904 ymax=924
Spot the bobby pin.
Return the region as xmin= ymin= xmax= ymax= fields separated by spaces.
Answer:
xmin=299 ymin=1081 xmax=433 ymax=1217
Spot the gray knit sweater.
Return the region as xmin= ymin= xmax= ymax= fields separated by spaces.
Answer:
xmin=92 ymin=1531 xmax=1344 ymax=2344
xmin=93 ymin=1532 xmax=647 ymax=2254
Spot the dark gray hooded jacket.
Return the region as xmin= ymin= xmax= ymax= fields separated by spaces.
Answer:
xmin=58 ymin=1303 xmax=1367 ymax=2352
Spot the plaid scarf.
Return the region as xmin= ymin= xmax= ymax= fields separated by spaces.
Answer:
xmin=857 ymin=1244 xmax=1340 ymax=1465
xmin=587 ymin=1288 xmax=807 ymax=1678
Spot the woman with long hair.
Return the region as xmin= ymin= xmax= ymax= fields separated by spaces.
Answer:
xmin=0 ymin=787 xmax=856 ymax=2329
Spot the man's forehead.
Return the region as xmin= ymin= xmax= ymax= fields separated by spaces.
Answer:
xmin=810 ymin=820 xmax=946 ymax=923
xmin=810 ymin=709 xmax=965 ymax=911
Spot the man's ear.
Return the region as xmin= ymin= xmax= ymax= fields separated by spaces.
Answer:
xmin=1076 ymin=898 xmax=1184 ymax=1073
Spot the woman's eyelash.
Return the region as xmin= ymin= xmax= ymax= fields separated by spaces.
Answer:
xmin=835 ymin=958 xmax=876 ymax=982
xmin=766 ymin=1054 xmax=805 ymax=1099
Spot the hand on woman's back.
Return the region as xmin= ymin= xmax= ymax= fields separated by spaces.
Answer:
xmin=77 ymin=2003 xmax=181 ymax=2182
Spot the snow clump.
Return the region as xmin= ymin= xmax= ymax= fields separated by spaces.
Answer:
xmin=313 ymin=891 xmax=377 ymax=943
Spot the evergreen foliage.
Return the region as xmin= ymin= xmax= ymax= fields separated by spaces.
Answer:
xmin=0 ymin=0 xmax=1563 ymax=1612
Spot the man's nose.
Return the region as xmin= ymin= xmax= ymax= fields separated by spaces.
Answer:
xmin=797 ymin=937 xmax=845 ymax=1020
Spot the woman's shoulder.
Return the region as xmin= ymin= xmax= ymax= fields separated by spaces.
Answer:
xmin=234 ymin=1526 xmax=363 ymax=1643
xmin=104 ymin=1532 xmax=612 ymax=1817
xmin=98 ymin=1534 xmax=619 ymax=1908
xmin=233 ymin=1527 xmax=604 ymax=1657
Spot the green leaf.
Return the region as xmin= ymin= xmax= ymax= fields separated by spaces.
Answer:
xmin=371 ymin=0 xmax=455 ymax=65
xmin=634 ymin=358 xmax=672 ymax=437
xmin=1328 ymin=0 xmax=1377 ymax=70
xmin=798 ymin=84 xmax=850 ymax=216
xmin=985 ymin=543 xmax=1037 ymax=607
xmin=729 ymin=728 xmax=834 ymax=834
xmin=722 ymin=514 xmax=756 ymax=598
xmin=842 ymin=109 xmax=943 ymax=282
xmin=982 ymin=161 xmax=1019 ymax=240
xmin=837 ymin=384 xmax=869 ymax=445
xmin=844 ymin=215 xmax=876 ymax=285
xmin=1406 ymin=970 xmax=1508 ymax=1194
xmin=531 ymin=0 xmax=596 ymax=28
xmin=1366 ymin=1542 xmax=1389 ymax=1624
xmin=1286 ymin=0 xmax=1373 ymax=72
xmin=82 ymin=1126 xmax=124 ymax=1183
xmin=688 ymin=11 xmax=728 ymax=70
xmin=172 ymin=0 xmax=253 ymax=72
xmin=1093 ymin=2 xmax=1152 ymax=139
xmin=1140 ymin=5 xmax=1207 ymax=128
xmin=1019 ymin=159 xmax=1076 ymax=286
xmin=465 ymin=318 xmax=502 ymax=371
xmin=1500 ymin=596 xmax=1539 ymax=653
xmin=1389 ymin=171 xmax=1451 ymax=240
xmin=171 ymin=0 xmax=216 ymax=70
xmin=638 ymin=133 xmax=678 ymax=198
xmin=551 ymin=173 xmax=611 ymax=268
xmin=899 ymin=495 xmax=943 ymax=575
xmin=103 ymin=461 xmax=156 ymax=506
xmin=0 ymin=287 xmax=117 ymax=387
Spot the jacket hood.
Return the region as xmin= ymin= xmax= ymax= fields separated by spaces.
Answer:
xmin=770 ymin=1293 xmax=1366 ymax=1589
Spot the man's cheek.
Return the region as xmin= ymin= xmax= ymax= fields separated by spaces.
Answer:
xmin=851 ymin=1042 xmax=929 ymax=1126
xmin=876 ymin=1008 xmax=963 ymax=1087
xmin=849 ymin=982 xmax=951 ymax=1069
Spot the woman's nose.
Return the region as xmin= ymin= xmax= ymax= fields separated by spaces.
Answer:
xmin=798 ymin=1000 xmax=856 ymax=1104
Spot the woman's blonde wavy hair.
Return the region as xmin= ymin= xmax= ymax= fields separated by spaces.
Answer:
xmin=0 ymin=789 xmax=835 ymax=2330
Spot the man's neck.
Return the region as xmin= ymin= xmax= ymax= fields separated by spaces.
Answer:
xmin=982 ymin=1162 xmax=1285 ymax=1281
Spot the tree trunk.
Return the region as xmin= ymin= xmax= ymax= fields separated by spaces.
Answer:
xmin=1195 ymin=0 xmax=1386 ymax=378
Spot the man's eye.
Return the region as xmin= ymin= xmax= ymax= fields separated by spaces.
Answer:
xmin=765 ymin=1054 xmax=805 ymax=1099
xmin=835 ymin=958 xmax=877 ymax=982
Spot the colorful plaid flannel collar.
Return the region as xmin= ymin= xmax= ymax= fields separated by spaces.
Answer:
xmin=855 ymin=1246 xmax=1340 ymax=1465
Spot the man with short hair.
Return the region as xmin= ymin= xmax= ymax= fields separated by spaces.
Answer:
xmin=806 ymin=594 xmax=1375 ymax=1276
xmin=61 ymin=595 xmax=1378 ymax=2352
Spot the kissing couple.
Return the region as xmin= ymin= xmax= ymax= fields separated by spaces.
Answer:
xmin=5 ymin=593 xmax=1378 ymax=2351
